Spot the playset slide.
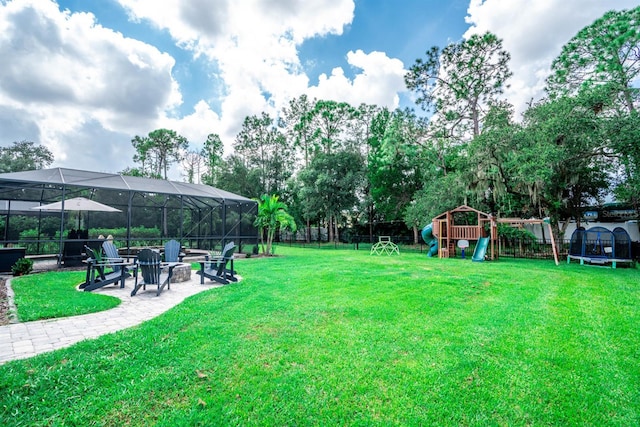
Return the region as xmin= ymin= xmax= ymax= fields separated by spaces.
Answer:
xmin=421 ymin=224 xmax=438 ymax=257
xmin=472 ymin=237 xmax=489 ymax=262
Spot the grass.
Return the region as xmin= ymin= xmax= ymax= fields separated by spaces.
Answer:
xmin=1 ymin=246 xmax=640 ymax=425
xmin=10 ymin=271 xmax=120 ymax=322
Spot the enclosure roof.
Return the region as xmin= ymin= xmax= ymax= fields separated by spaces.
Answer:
xmin=0 ymin=168 xmax=254 ymax=202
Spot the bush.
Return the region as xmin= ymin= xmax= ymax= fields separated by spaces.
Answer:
xmin=497 ymin=224 xmax=537 ymax=242
xmin=91 ymin=226 xmax=162 ymax=246
xmin=11 ymin=258 xmax=33 ymax=276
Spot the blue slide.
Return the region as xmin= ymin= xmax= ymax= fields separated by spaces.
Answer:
xmin=421 ymin=224 xmax=438 ymax=257
xmin=472 ymin=237 xmax=489 ymax=262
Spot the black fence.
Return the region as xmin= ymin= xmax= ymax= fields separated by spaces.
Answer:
xmin=278 ymin=235 xmax=640 ymax=261
xmin=497 ymin=237 xmax=568 ymax=260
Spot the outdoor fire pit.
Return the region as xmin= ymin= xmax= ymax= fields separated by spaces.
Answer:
xmin=166 ymin=262 xmax=192 ymax=282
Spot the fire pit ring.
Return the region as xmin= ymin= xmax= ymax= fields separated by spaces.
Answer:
xmin=165 ymin=262 xmax=192 ymax=283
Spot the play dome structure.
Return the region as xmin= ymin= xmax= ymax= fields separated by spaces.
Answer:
xmin=567 ymin=226 xmax=634 ymax=268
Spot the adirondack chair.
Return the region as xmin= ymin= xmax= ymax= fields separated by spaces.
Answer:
xmin=131 ymin=248 xmax=176 ymax=296
xmin=163 ymin=239 xmax=184 ymax=262
xmin=102 ymin=240 xmax=132 ymax=280
xmin=81 ymin=246 xmax=133 ymax=292
xmin=196 ymin=241 xmax=237 ymax=285
xmin=85 ymin=238 xmax=104 ymax=254
xmin=61 ymin=240 xmax=85 ymax=267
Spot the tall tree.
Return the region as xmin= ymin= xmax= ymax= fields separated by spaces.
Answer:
xmin=131 ymin=135 xmax=157 ymax=178
xmin=181 ymin=150 xmax=205 ymax=184
xmin=281 ymin=94 xmax=317 ymax=167
xmin=130 ymin=128 xmax=188 ymax=237
xmin=346 ymin=103 xmax=379 ymax=155
xmin=404 ymin=171 xmax=467 ymax=243
xmin=214 ymin=154 xmax=262 ymax=199
xmin=280 ymin=95 xmax=317 ymax=242
xmin=0 ymin=141 xmax=54 ymax=173
xmin=405 ymin=32 xmax=512 ymax=140
xmin=347 ymin=103 xmax=381 ymax=241
xmin=306 ymin=100 xmax=357 ymax=154
xmin=546 ymin=7 xmax=640 ymax=113
xmin=368 ymin=108 xmax=425 ymax=230
xmin=463 ymin=101 xmax=527 ymax=215
xmin=609 ymin=110 xmax=640 ymax=209
xmin=299 ymin=149 xmax=365 ymax=242
xmin=235 ymin=113 xmax=292 ymax=196
xmin=513 ymin=92 xmax=612 ymax=237
xmin=201 ymin=133 xmax=224 ymax=186
xmin=131 ymin=129 xmax=188 ymax=179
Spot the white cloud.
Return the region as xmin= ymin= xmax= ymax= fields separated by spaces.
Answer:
xmin=0 ymin=0 xmax=413 ymax=180
xmin=116 ymin=0 xmax=361 ymax=153
xmin=308 ymin=50 xmax=406 ymax=108
xmin=464 ymin=0 xmax=640 ymax=117
xmin=117 ymin=0 xmax=407 ymax=159
xmin=117 ymin=0 xmax=353 ymax=48
xmin=0 ymin=0 xmax=181 ymax=172
xmin=3 ymin=0 xmax=635 ymax=183
xmin=165 ymin=100 xmax=221 ymax=149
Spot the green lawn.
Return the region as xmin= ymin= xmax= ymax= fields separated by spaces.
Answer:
xmin=1 ymin=246 xmax=639 ymax=426
xmin=10 ymin=271 xmax=120 ymax=322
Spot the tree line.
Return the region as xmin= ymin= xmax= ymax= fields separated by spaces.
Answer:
xmin=4 ymin=7 xmax=639 ymax=244
xmin=206 ymin=7 xmax=638 ymax=243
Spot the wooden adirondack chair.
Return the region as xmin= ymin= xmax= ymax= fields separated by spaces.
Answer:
xmin=163 ymin=239 xmax=184 ymax=262
xmin=61 ymin=240 xmax=85 ymax=267
xmin=131 ymin=248 xmax=176 ymax=296
xmin=102 ymin=240 xmax=131 ymax=279
xmin=81 ymin=246 xmax=133 ymax=292
xmin=196 ymin=241 xmax=237 ymax=285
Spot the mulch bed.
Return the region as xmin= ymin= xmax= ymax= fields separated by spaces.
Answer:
xmin=0 ymin=278 xmax=9 ymax=326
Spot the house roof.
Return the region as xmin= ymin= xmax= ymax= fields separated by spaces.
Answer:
xmin=0 ymin=168 xmax=253 ymax=202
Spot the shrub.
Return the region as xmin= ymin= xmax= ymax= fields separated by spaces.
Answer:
xmin=11 ymin=258 xmax=33 ymax=276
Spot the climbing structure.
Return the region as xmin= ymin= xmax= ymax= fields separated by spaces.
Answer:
xmin=431 ymin=205 xmax=497 ymax=260
xmin=370 ymin=236 xmax=400 ymax=256
xmin=429 ymin=205 xmax=560 ymax=264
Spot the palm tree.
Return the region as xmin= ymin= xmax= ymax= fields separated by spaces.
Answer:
xmin=254 ymin=194 xmax=297 ymax=256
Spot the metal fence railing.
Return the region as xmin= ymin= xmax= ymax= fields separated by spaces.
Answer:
xmin=277 ymin=236 xmax=640 ymax=261
xmin=497 ymin=238 xmax=568 ymax=260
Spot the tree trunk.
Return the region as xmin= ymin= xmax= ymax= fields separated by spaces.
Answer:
xmin=328 ymin=216 xmax=334 ymax=242
xmin=551 ymin=218 xmax=568 ymax=251
xmin=266 ymin=227 xmax=275 ymax=256
xmin=162 ymin=205 xmax=168 ymax=237
xmin=259 ymin=228 xmax=266 ymax=255
xmin=623 ymin=86 xmax=636 ymax=114
xmin=369 ymin=204 xmax=374 ymax=243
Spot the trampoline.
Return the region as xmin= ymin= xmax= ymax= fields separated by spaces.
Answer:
xmin=567 ymin=226 xmax=634 ymax=268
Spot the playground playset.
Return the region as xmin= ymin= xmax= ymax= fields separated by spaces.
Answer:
xmin=422 ymin=205 xmax=560 ymax=265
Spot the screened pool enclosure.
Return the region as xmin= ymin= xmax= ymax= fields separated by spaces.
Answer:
xmin=0 ymin=168 xmax=258 ymax=260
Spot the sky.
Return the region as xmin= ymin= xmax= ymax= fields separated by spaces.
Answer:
xmin=0 ymin=0 xmax=637 ymax=180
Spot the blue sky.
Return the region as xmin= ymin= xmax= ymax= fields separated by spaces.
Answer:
xmin=0 ymin=0 xmax=637 ymax=179
xmin=53 ymin=0 xmax=470 ymax=116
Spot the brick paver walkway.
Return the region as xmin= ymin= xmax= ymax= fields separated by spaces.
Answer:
xmin=0 ymin=274 xmax=224 ymax=365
